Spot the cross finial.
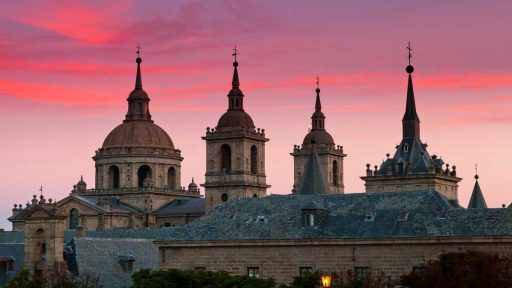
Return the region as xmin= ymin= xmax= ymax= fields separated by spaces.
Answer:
xmin=136 ymin=44 xmax=141 ymax=58
xmin=39 ymin=185 xmax=43 ymax=196
xmin=475 ymin=163 xmax=478 ymax=175
xmin=232 ymin=45 xmax=238 ymax=62
xmin=316 ymin=75 xmax=320 ymax=89
xmin=407 ymin=42 xmax=412 ymax=65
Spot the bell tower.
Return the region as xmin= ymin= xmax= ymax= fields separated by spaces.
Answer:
xmin=202 ymin=48 xmax=270 ymax=212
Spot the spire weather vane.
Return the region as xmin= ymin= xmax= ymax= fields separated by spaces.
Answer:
xmin=136 ymin=44 xmax=141 ymax=58
xmin=475 ymin=163 xmax=478 ymax=175
xmin=39 ymin=185 xmax=43 ymax=196
xmin=232 ymin=46 xmax=238 ymax=62
xmin=316 ymin=75 xmax=320 ymax=89
xmin=407 ymin=42 xmax=412 ymax=65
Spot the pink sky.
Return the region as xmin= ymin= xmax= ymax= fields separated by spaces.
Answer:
xmin=1 ymin=0 xmax=511 ymax=229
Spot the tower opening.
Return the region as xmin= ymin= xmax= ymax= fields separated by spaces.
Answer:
xmin=69 ymin=208 xmax=79 ymax=229
xmin=251 ymin=145 xmax=258 ymax=174
xmin=138 ymin=165 xmax=152 ymax=188
xmin=34 ymin=228 xmax=45 ymax=266
xmin=168 ymin=167 xmax=176 ymax=189
xmin=109 ymin=165 xmax=120 ymax=188
xmin=221 ymin=145 xmax=232 ymax=174
xmin=333 ymin=160 xmax=339 ymax=185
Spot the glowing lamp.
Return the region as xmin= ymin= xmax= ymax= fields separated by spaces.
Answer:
xmin=321 ymin=275 xmax=331 ymax=288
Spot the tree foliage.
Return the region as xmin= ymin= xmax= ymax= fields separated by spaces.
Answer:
xmin=400 ymin=251 xmax=512 ymax=288
xmin=131 ymin=269 xmax=275 ymax=288
xmin=6 ymin=269 xmax=102 ymax=288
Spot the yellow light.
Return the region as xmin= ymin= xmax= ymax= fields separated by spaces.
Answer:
xmin=321 ymin=275 xmax=331 ymax=288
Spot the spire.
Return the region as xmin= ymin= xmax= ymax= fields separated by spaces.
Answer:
xmin=468 ymin=174 xmax=488 ymax=209
xmin=298 ymin=143 xmax=328 ymax=195
xmin=227 ymin=46 xmax=244 ymax=111
xmin=402 ymin=42 xmax=420 ymax=139
xmin=125 ymin=45 xmax=152 ymax=121
xmin=311 ymin=75 xmax=326 ymax=131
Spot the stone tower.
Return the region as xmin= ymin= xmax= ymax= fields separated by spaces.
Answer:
xmin=291 ymin=82 xmax=346 ymax=194
xmin=202 ymin=52 xmax=269 ymax=212
xmin=361 ymin=46 xmax=461 ymax=202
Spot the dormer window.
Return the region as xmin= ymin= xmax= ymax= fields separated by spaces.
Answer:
xmin=404 ymin=143 xmax=409 ymax=153
xmin=397 ymin=211 xmax=409 ymax=221
xmin=302 ymin=209 xmax=316 ymax=226
xmin=118 ymin=254 xmax=135 ymax=273
xmin=364 ymin=212 xmax=376 ymax=222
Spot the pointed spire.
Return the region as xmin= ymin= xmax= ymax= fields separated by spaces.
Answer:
xmin=125 ymin=46 xmax=152 ymax=121
xmin=402 ymin=42 xmax=420 ymax=139
xmin=227 ymin=46 xmax=244 ymax=111
xmin=298 ymin=143 xmax=328 ymax=195
xmin=468 ymin=174 xmax=488 ymax=209
xmin=311 ymin=75 xmax=326 ymax=131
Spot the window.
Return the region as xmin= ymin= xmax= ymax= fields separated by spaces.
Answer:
xmin=69 ymin=209 xmax=79 ymax=229
xmin=299 ymin=267 xmax=313 ymax=277
xmin=118 ymin=255 xmax=135 ymax=273
xmin=364 ymin=212 xmax=376 ymax=222
xmin=302 ymin=210 xmax=315 ymax=226
xmin=221 ymin=193 xmax=229 ymax=202
xmin=251 ymin=145 xmax=258 ymax=174
xmin=404 ymin=143 xmax=409 ymax=152
xmin=247 ymin=267 xmax=260 ymax=278
xmin=398 ymin=211 xmax=409 ymax=221
xmin=109 ymin=165 xmax=120 ymax=188
xmin=355 ymin=267 xmax=368 ymax=281
xmin=5 ymin=257 xmax=15 ymax=272
xmin=412 ymin=266 xmax=425 ymax=273
xmin=333 ymin=160 xmax=339 ymax=185
xmin=167 ymin=167 xmax=176 ymax=189
xmin=221 ymin=145 xmax=232 ymax=174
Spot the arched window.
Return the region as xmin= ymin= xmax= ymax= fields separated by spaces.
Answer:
xmin=333 ymin=160 xmax=339 ymax=185
xmin=250 ymin=145 xmax=258 ymax=174
xmin=109 ymin=166 xmax=120 ymax=188
xmin=221 ymin=145 xmax=231 ymax=174
xmin=69 ymin=209 xmax=79 ymax=229
xmin=236 ymin=99 xmax=239 ymax=108
xmin=167 ymin=167 xmax=176 ymax=189
xmin=138 ymin=165 xmax=152 ymax=188
xmin=138 ymin=102 xmax=143 ymax=117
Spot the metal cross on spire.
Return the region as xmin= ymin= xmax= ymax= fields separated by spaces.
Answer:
xmin=407 ymin=42 xmax=412 ymax=65
xmin=39 ymin=185 xmax=43 ymax=196
xmin=316 ymin=75 xmax=320 ymax=89
xmin=475 ymin=163 xmax=478 ymax=176
xmin=232 ymin=45 xmax=238 ymax=62
xmin=136 ymin=44 xmax=141 ymax=58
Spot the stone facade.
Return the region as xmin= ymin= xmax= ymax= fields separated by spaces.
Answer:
xmin=158 ymin=237 xmax=512 ymax=284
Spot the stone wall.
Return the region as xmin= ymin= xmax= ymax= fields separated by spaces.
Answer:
xmin=158 ymin=237 xmax=512 ymax=284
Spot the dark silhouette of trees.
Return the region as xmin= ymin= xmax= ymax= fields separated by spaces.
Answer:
xmin=400 ymin=251 xmax=512 ymax=288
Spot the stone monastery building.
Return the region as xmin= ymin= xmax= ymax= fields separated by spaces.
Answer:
xmin=0 ymin=48 xmax=511 ymax=287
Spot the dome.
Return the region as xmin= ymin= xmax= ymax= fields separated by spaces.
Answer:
xmin=217 ymin=110 xmax=255 ymax=129
xmin=102 ymin=121 xmax=174 ymax=149
xmin=302 ymin=130 xmax=335 ymax=146
xmin=128 ymin=89 xmax=149 ymax=100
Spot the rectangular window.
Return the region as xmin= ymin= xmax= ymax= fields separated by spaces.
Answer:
xmin=302 ymin=210 xmax=316 ymax=226
xmin=355 ymin=267 xmax=368 ymax=281
xmin=247 ymin=267 xmax=260 ymax=278
xmin=299 ymin=267 xmax=313 ymax=277
xmin=412 ymin=266 xmax=425 ymax=273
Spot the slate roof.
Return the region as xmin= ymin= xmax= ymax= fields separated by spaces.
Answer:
xmin=153 ymin=198 xmax=205 ymax=216
xmin=298 ymin=149 xmax=328 ymax=195
xmin=0 ymin=233 xmax=24 ymax=287
xmin=73 ymin=238 xmax=158 ymax=288
xmin=159 ymin=190 xmax=512 ymax=241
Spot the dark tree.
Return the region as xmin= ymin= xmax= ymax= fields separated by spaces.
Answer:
xmin=400 ymin=251 xmax=512 ymax=288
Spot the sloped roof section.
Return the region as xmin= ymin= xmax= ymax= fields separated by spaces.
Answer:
xmin=153 ymin=198 xmax=205 ymax=216
xmin=468 ymin=177 xmax=487 ymax=209
xmin=298 ymin=149 xmax=328 ymax=195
